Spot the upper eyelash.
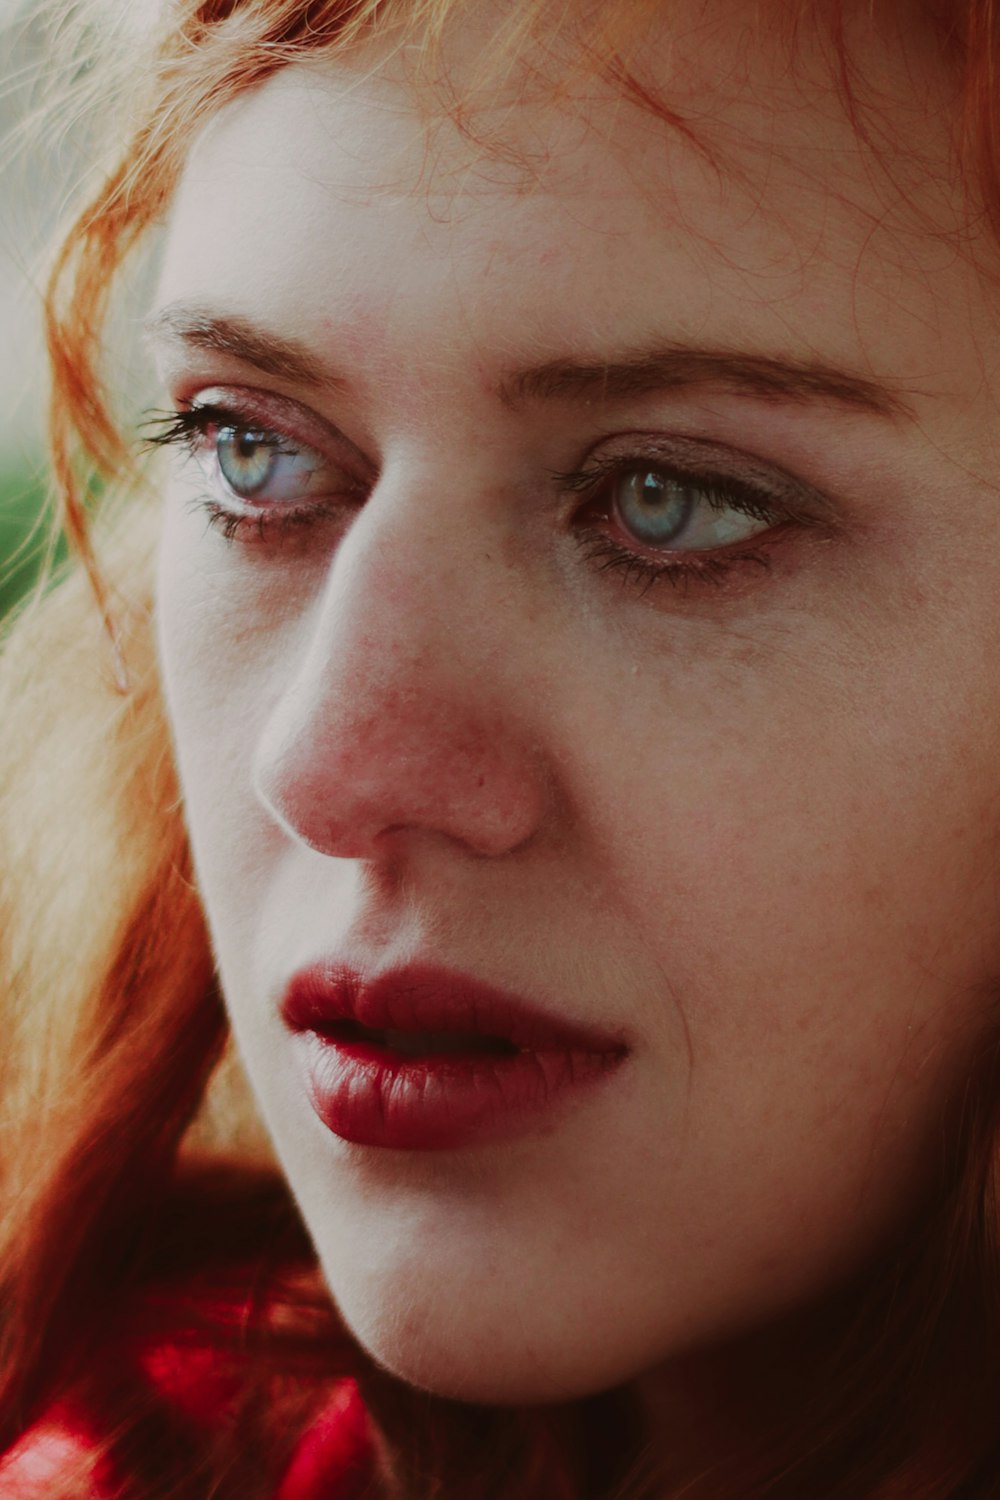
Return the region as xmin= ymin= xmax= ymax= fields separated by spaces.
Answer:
xmin=141 ymin=404 xmax=297 ymax=455
xmin=144 ymin=406 xmax=787 ymax=532
xmin=551 ymin=454 xmax=784 ymax=524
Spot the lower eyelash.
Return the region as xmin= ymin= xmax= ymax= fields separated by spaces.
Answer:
xmin=576 ymin=529 xmax=773 ymax=596
xmin=185 ymin=494 xmax=335 ymax=543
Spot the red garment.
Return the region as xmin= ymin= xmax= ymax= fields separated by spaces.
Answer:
xmin=0 ymin=1373 xmax=375 ymax=1499
xmin=275 ymin=1380 xmax=374 ymax=1500
xmin=1 ymin=1264 xmax=377 ymax=1497
xmin=0 ymin=1402 xmax=113 ymax=1499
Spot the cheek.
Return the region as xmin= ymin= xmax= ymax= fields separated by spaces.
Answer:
xmin=155 ymin=514 xmax=291 ymax=939
xmin=155 ymin=502 xmax=320 ymax=822
xmin=560 ymin=614 xmax=1000 ymax=1172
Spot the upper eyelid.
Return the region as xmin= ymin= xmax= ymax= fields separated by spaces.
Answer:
xmin=178 ymin=385 xmax=374 ymax=475
xmin=552 ymin=432 xmax=840 ymax=523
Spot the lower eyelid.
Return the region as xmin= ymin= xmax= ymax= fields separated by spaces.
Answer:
xmin=574 ymin=526 xmax=772 ymax=596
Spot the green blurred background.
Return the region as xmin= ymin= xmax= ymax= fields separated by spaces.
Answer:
xmin=0 ymin=461 xmax=61 ymax=626
xmin=1 ymin=0 xmax=73 ymax=627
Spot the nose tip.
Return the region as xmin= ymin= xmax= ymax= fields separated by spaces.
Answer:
xmin=254 ymin=699 xmax=550 ymax=861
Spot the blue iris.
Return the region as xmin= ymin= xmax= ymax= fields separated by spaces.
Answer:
xmin=617 ymin=470 xmax=695 ymax=545
xmin=217 ymin=426 xmax=284 ymax=497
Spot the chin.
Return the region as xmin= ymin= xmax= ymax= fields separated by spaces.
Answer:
xmin=320 ymin=1258 xmax=634 ymax=1407
xmin=354 ymin=1331 xmax=616 ymax=1408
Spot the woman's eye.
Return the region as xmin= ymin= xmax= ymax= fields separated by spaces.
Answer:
xmin=559 ymin=448 xmax=811 ymax=597
xmin=611 ymin=466 xmax=774 ymax=552
xmin=144 ymin=401 xmax=363 ymax=541
xmin=209 ymin=422 xmax=326 ymax=504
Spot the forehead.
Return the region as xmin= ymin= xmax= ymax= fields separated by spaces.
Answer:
xmin=155 ymin=4 xmax=986 ymax=421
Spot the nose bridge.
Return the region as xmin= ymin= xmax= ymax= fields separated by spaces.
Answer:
xmin=252 ymin=484 xmax=550 ymax=859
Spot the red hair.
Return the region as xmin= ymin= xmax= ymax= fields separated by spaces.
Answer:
xmin=4 ymin=2 xmax=1000 ymax=1495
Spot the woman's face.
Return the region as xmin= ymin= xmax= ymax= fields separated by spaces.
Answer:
xmin=154 ymin=3 xmax=1000 ymax=1405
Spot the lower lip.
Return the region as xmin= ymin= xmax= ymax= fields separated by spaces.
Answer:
xmin=293 ymin=1035 xmax=625 ymax=1150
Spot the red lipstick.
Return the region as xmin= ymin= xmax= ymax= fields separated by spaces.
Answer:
xmin=281 ymin=962 xmax=628 ymax=1150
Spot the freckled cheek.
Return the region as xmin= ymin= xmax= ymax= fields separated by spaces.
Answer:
xmin=158 ymin=522 xmax=320 ymax=730
xmin=160 ymin=681 xmax=289 ymax=962
xmin=156 ymin=563 xmax=293 ymax=874
xmin=593 ymin=746 xmax=900 ymax=1018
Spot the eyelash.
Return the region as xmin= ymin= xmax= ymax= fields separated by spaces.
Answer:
xmin=144 ymin=403 xmax=792 ymax=596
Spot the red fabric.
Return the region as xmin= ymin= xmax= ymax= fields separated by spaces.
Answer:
xmin=0 ymin=1402 xmax=114 ymax=1498
xmin=0 ymin=1271 xmax=376 ymax=1497
xmin=0 ymin=1373 xmax=375 ymax=1499
xmin=276 ymin=1380 xmax=375 ymax=1500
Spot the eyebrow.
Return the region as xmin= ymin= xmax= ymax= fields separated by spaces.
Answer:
xmin=499 ymin=347 xmax=911 ymax=418
xmin=145 ymin=304 xmax=341 ymax=389
xmin=146 ymin=303 xmax=912 ymax=420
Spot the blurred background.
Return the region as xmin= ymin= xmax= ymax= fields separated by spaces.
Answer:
xmin=0 ymin=0 xmax=78 ymax=624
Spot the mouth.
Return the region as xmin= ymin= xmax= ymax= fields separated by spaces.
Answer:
xmin=315 ymin=1018 xmax=521 ymax=1059
xmin=281 ymin=960 xmax=628 ymax=1151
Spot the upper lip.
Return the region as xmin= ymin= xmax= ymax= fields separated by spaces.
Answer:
xmin=280 ymin=960 xmax=628 ymax=1055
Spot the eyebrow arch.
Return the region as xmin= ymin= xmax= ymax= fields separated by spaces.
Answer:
xmin=500 ymin=345 xmax=913 ymax=419
xmin=144 ymin=304 xmax=342 ymax=390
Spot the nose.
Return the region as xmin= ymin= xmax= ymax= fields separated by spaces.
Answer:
xmin=252 ymin=484 xmax=552 ymax=861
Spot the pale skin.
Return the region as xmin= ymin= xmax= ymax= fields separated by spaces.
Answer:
xmin=152 ymin=0 xmax=1000 ymax=1481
